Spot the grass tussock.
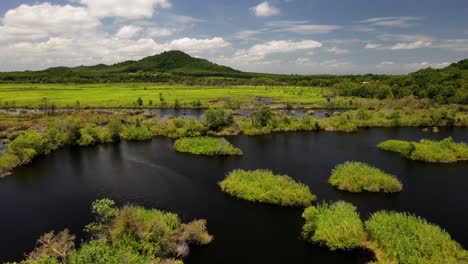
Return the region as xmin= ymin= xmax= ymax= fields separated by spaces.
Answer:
xmin=329 ymin=161 xmax=403 ymax=193
xmin=365 ymin=211 xmax=468 ymax=264
xmin=174 ymin=136 xmax=242 ymax=156
xmin=378 ymin=137 xmax=468 ymax=163
xmin=302 ymin=201 xmax=367 ymax=251
xmin=219 ymin=169 xmax=315 ymax=207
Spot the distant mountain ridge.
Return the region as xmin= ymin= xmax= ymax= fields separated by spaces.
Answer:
xmin=44 ymin=50 xmax=240 ymax=75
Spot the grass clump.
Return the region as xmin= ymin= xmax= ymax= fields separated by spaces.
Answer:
xmin=365 ymin=211 xmax=468 ymax=264
xmin=302 ymin=201 xmax=367 ymax=251
xmin=378 ymin=137 xmax=468 ymax=163
xmin=329 ymin=161 xmax=403 ymax=193
xmin=174 ymin=136 xmax=242 ymax=156
xmin=219 ymin=169 xmax=315 ymax=207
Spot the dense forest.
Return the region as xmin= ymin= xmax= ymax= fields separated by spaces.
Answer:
xmin=0 ymin=51 xmax=467 ymax=104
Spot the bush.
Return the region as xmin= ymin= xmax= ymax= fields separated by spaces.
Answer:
xmin=219 ymin=169 xmax=315 ymax=207
xmin=120 ymin=125 xmax=152 ymax=141
xmin=302 ymin=201 xmax=367 ymax=250
xmin=378 ymin=137 xmax=468 ymax=163
xmin=8 ymin=130 xmax=46 ymax=163
xmin=204 ymin=109 xmax=234 ymax=131
xmin=366 ymin=211 xmax=468 ymax=264
xmin=329 ymin=161 xmax=403 ymax=193
xmin=0 ymin=153 xmax=21 ymax=176
xmin=174 ymin=137 xmax=242 ymax=156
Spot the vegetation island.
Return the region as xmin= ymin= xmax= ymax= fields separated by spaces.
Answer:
xmin=174 ymin=137 xmax=242 ymax=156
xmin=329 ymin=161 xmax=403 ymax=193
xmin=378 ymin=137 xmax=468 ymax=163
xmin=219 ymin=169 xmax=315 ymax=207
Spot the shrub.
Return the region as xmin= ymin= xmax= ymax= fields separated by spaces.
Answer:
xmin=121 ymin=125 xmax=152 ymax=141
xmin=366 ymin=211 xmax=468 ymax=264
xmin=8 ymin=130 xmax=46 ymax=163
xmin=219 ymin=169 xmax=315 ymax=207
xmin=302 ymin=201 xmax=367 ymax=250
xmin=0 ymin=153 xmax=21 ymax=176
xmin=204 ymin=108 xmax=234 ymax=132
xmin=174 ymin=137 xmax=242 ymax=156
xmin=329 ymin=161 xmax=403 ymax=193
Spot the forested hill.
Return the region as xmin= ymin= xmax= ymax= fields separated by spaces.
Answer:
xmin=46 ymin=50 xmax=241 ymax=75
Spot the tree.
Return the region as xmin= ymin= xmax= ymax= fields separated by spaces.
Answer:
xmin=204 ymin=109 xmax=234 ymax=131
xmin=136 ymin=97 xmax=144 ymax=106
xmin=254 ymin=106 xmax=272 ymax=127
xmin=27 ymin=229 xmax=75 ymax=262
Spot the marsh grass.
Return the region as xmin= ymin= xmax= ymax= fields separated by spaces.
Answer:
xmin=174 ymin=137 xmax=242 ymax=156
xmin=365 ymin=211 xmax=468 ymax=264
xmin=329 ymin=161 xmax=403 ymax=193
xmin=378 ymin=137 xmax=468 ymax=163
xmin=219 ymin=169 xmax=315 ymax=207
xmin=302 ymin=201 xmax=367 ymax=251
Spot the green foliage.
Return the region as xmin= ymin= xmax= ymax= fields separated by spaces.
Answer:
xmin=19 ymin=199 xmax=213 ymax=264
xmin=8 ymin=130 xmax=45 ymax=163
xmin=219 ymin=169 xmax=315 ymax=207
xmin=302 ymin=201 xmax=367 ymax=251
xmin=0 ymin=153 xmax=21 ymax=176
xmin=204 ymin=109 xmax=234 ymax=131
xmin=174 ymin=137 xmax=242 ymax=156
xmin=366 ymin=211 xmax=468 ymax=264
xmin=253 ymin=106 xmax=273 ymax=127
xmin=329 ymin=161 xmax=403 ymax=193
xmin=378 ymin=137 xmax=468 ymax=163
xmin=120 ymin=125 xmax=152 ymax=141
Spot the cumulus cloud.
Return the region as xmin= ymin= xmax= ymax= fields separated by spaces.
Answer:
xmin=75 ymin=0 xmax=171 ymax=19
xmin=0 ymin=3 xmax=99 ymax=41
xmin=116 ymin=25 xmax=143 ymax=39
xmin=365 ymin=43 xmax=381 ymax=49
xmin=327 ymin=47 xmax=350 ymax=55
xmin=251 ymin=2 xmax=280 ymax=17
xmin=166 ymin=37 xmax=231 ymax=54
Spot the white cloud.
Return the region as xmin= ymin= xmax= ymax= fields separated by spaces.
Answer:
xmin=361 ymin=16 xmax=422 ymax=27
xmin=166 ymin=37 xmax=231 ymax=54
xmin=116 ymin=25 xmax=143 ymax=39
xmin=76 ymin=0 xmax=171 ymax=19
xmin=251 ymin=2 xmax=280 ymax=17
xmin=365 ymin=43 xmax=381 ymax=49
xmin=146 ymin=28 xmax=176 ymax=38
xmin=233 ymin=40 xmax=322 ymax=63
xmin=0 ymin=3 xmax=99 ymax=41
xmin=434 ymin=39 xmax=468 ymax=52
xmin=391 ymin=41 xmax=432 ymax=50
xmin=267 ymin=21 xmax=340 ymax=34
xmin=327 ymin=47 xmax=350 ymax=55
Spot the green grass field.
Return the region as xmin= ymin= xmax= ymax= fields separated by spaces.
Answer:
xmin=0 ymin=83 xmax=333 ymax=108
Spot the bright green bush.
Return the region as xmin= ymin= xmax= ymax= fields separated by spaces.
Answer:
xmin=329 ymin=161 xmax=402 ymax=193
xmin=204 ymin=108 xmax=234 ymax=131
xmin=8 ymin=130 xmax=46 ymax=163
xmin=0 ymin=153 xmax=21 ymax=176
xmin=302 ymin=201 xmax=367 ymax=251
xmin=366 ymin=211 xmax=468 ymax=264
xmin=120 ymin=125 xmax=153 ymax=141
xmin=219 ymin=169 xmax=315 ymax=207
xmin=174 ymin=137 xmax=242 ymax=156
xmin=378 ymin=137 xmax=468 ymax=163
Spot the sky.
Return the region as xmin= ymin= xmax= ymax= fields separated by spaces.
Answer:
xmin=0 ymin=0 xmax=467 ymax=74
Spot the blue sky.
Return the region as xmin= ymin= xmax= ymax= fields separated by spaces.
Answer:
xmin=0 ymin=0 xmax=467 ymax=74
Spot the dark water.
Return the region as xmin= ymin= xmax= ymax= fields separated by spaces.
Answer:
xmin=0 ymin=128 xmax=467 ymax=263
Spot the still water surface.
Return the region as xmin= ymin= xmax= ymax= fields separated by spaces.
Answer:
xmin=0 ymin=128 xmax=467 ymax=263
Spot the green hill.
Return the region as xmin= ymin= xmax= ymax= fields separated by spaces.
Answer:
xmin=45 ymin=50 xmax=241 ymax=75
